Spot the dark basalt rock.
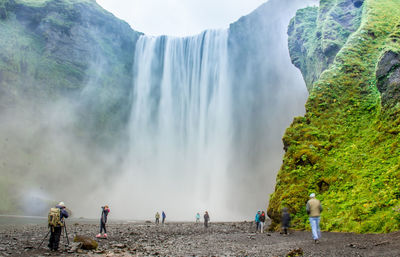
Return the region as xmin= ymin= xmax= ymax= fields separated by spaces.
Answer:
xmin=288 ymin=0 xmax=363 ymax=90
xmin=352 ymin=0 xmax=364 ymax=8
xmin=376 ymin=51 xmax=400 ymax=109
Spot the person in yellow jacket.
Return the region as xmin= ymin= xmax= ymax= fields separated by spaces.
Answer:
xmin=306 ymin=193 xmax=322 ymax=243
xmin=155 ymin=212 xmax=160 ymax=224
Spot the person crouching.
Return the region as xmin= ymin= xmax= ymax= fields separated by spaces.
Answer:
xmin=96 ymin=205 xmax=110 ymax=238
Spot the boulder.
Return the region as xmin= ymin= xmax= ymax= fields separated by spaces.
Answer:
xmin=73 ymin=235 xmax=98 ymax=250
xmin=376 ymin=51 xmax=400 ymax=108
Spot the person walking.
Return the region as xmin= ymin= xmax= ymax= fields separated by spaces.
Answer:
xmin=204 ymin=211 xmax=210 ymax=228
xmin=281 ymin=207 xmax=291 ymax=235
xmin=259 ymin=211 xmax=266 ymax=233
xmin=196 ymin=213 xmax=200 ymax=223
xmin=254 ymin=211 xmax=261 ymax=232
xmin=96 ymin=205 xmax=110 ymax=238
xmin=155 ymin=212 xmax=160 ymax=224
xmin=306 ymin=193 xmax=323 ymax=243
xmin=48 ymin=202 xmax=69 ymax=251
xmin=162 ymin=211 xmax=166 ymax=225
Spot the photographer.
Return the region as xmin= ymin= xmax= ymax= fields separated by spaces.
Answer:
xmin=48 ymin=202 xmax=69 ymax=251
xmin=96 ymin=205 xmax=110 ymax=238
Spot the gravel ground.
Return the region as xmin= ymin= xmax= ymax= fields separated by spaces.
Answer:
xmin=0 ymin=221 xmax=399 ymax=256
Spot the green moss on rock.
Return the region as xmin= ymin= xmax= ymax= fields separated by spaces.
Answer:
xmin=0 ymin=0 xmax=142 ymax=144
xmin=288 ymin=0 xmax=362 ymax=91
xmin=269 ymin=0 xmax=400 ymax=233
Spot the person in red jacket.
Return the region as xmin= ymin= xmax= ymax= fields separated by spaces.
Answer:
xmin=259 ymin=211 xmax=266 ymax=233
xmin=96 ymin=205 xmax=110 ymax=238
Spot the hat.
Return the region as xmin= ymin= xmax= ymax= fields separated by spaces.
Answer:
xmin=58 ymin=202 xmax=66 ymax=207
xmin=309 ymin=193 xmax=316 ymax=198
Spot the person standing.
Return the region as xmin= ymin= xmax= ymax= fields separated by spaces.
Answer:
xmin=281 ymin=207 xmax=291 ymax=235
xmin=48 ymin=202 xmax=69 ymax=251
xmin=96 ymin=205 xmax=110 ymax=238
xmin=204 ymin=211 xmax=210 ymax=228
xmin=306 ymin=193 xmax=323 ymax=243
xmin=162 ymin=211 xmax=166 ymax=225
xmin=259 ymin=211 xmax=266 ymax=233
xmin=254 ymin=211 xmax=261 ymax=232
xmin=196 ymin=213 xmax=200 ymax=223
xmin=155 ymin=212 xmax=160 ymax=224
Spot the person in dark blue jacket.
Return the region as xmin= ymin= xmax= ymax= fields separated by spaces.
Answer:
xmin=48 ymin=202 xmax=69 ymax=251
xmin=281 ymin=207 xmax=291 ymax=235
xmin=162 ymin=211 xmax=166 ymax=225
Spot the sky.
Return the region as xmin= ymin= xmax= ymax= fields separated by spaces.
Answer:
xmin=96 ymin=0 xmax=269 ymax=36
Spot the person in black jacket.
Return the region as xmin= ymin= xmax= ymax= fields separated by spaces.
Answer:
xmin=281 ymin=207 xmax=291 ymax=235
xmin=96 ymin=205 xmax=110 ymax=238
xmin=204 ymin=211 xmax=210 ymax=228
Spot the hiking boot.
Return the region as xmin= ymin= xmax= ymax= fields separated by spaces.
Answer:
xmin=314 ymin=239 xmax=319 ymax=244
xmin=96 ymin=234 xmax=102 ymax=238
xmin=103 ymin=233 xmax=107 ymax=238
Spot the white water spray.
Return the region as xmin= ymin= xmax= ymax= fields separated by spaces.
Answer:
xmin=115 ymin=30 xmax=233 ymax=220
xmin=90 ymin=0 xmax=316 ymax=221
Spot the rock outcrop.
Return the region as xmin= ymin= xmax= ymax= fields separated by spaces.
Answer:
xmin=376 ymin=50 xmax=400 ymax=109
xmin=73 ymin=235 xmax=98 ymax=250
xmin=288 ymin=0 xmax=363 ymax=90
xmin=268 ymin=0 xmax=400 ymax=233
xmin=0 ymin=0 xmax=142 ymax=144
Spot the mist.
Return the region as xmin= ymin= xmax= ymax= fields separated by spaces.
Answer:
xmin=0 ymin=0 xmax=317 ymax=221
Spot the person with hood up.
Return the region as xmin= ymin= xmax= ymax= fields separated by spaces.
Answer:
xmin=96 ymin=205 xmax=110 ymax=238
xmin=48 ymin=202 xmax=69 ymax=251
xmin=162 ymin=211 xmax=166 ymax=225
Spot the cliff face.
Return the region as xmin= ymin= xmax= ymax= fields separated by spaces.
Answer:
xmin=268 ymin=0 xmax=400 ymax=233
xmin=0 ymin=0 xmax=141 ymax=143
xmin=288 ymin=0 xmax=362 ymax=91
xmin=0 ymin=0 xmax=142 ymax=215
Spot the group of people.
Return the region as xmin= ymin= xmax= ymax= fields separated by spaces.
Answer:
xmin=47 ymin=202 xmax=110 ymax=251
xmin=154 ymin=211 xmax=210 ymax=228
xmin=254 ymin=192 xmax=323 ymax=243
xmin=254 ymin=210 xmax=266 ymax=233
xmin=154 ymin=211 xmax=166 ymax=224
xmin=47 ymin=193 xmax=322 ymax=251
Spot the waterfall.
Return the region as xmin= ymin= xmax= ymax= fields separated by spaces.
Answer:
xmin=110 ymin=0 xmax=312 ymax=221
xmin=125 ymin=30 xmax=233 ymax=219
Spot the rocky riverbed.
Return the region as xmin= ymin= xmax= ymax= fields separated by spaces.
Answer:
xmin=0 ymin=221 xmax=399 ymax=256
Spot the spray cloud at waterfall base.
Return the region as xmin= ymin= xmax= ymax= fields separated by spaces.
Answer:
xmin=0 ymin=0 xmax=317 ymax=220
xmin=106 ymin=0 xmax=316 ymax=221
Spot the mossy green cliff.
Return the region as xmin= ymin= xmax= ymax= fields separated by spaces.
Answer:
xmin=0 ymin=0 xmax=141 ymax=144
xmin=268 ymin=0 xmax=400 ymax=233
xmin=0 ymin=0 xmax=141 ymax=215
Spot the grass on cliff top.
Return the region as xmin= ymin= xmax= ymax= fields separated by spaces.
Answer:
xmin=269 ymin=0 xmax=400 ymax=233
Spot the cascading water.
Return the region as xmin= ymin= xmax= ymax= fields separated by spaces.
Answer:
xmin=124 ymin=30 xmax=233 ymax=219
xmin=107 ymin=0 xmax=315 ymax=221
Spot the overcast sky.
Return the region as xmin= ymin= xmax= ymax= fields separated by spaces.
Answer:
xmin=96 ymin=0 xmax=269 ymax=36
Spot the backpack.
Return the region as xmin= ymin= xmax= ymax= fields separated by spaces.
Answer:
xmin=48 ymin=208 xmax=63 ymax=227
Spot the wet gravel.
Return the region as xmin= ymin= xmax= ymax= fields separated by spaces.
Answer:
xmin=0 ymin=221 xmax=399 ymax=256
